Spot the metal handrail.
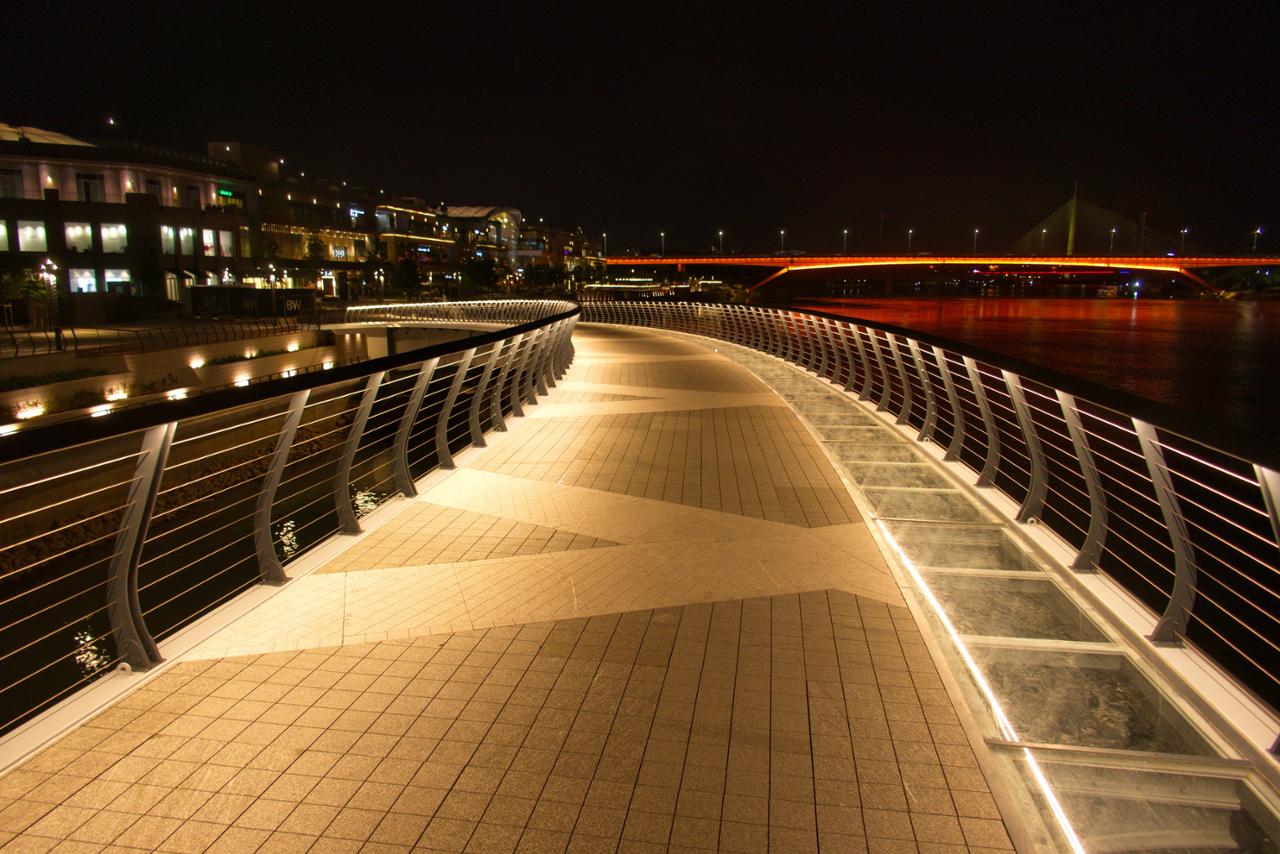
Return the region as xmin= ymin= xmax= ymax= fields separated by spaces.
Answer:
xmin=0 ymin=300 xmax=577 ymax=736
xmin=581 ymin=301 xmax=1280 ymax=719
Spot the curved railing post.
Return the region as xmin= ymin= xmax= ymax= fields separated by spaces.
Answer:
xmin=801 ymin=315 xmax=821 ymax=373
xmin=909 ymin=341 xmax=939 ymax=443
xmin=335 ymin=371 xmax=384 ymax=535
xmin=469 ymin=343 xmax=502 ymax=447
xmin=107 ymin=422 xmax=174 ymax=670
xmin=1058 ymin=390 xmax=1108 ymax=571
xmin=392 ymin=358 xmax=439 ymax=497
xmin=935 ymin=347 xmax=967 ymax=461
xmin=813 ymin=317 xmax=833 ymax=379
xmin=851 ymin=326 xmax=874 ymax=399
xmin=436 ymin=348 xmax=475 ymax=469
xmin=533 ymin=322 xmax=557 ymax=394
xmin=1136 ymin=419 xmax=1198 ymax=644
xmin=964 ymin=357 xmax=1000 ymax=486
xmin=1256 ymin=465 xmax=1280 ymax=563
xmin=885 ymin=335 xmax=913 ymax=424
xmin=492 ymin=333 xmax=521 ymax=429
xmin=869 ymin=332 xmax=893 ymax=411
xmin=254 ymin=390 xmax=309 ymax=584
xmin=521 ymin=328 xmax=542 ymax=404
xmin=1003 ymin=370 xmax=1046 ymax=521
xmin=508 ymin=334 xmax=532 ymax=418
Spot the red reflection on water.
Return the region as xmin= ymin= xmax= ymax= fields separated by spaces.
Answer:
xmin=795 ymin=297 xmax=1280 ymax=436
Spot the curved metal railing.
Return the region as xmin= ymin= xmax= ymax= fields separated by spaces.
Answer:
xmin=0 ymin=300 xmax=578 ymax=736
xmin=344 ymin=300 xmax=574 ymax=325
xmin=582 ymin=301 xmax=1280 ymax=717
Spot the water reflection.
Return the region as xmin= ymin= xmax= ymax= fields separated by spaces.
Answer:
xmin=73 ymin=626 xmax=109 ymax=677
xmin=794 ymin=297 xmax=1280 ymax=440
xmin=275 ymin=520 xmax=299 ymax=560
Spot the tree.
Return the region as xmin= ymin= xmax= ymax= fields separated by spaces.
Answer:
xmin=457 ymin=255 xmax=496 ymax=297
xmin=362 ymin=239 xmax=389 ymax=298
xmin=304 ymin=232 xmax=325 ymax=262
xmin=391 ymin=258 xmax=420 ymax=297
xmin=0 ymin=268 xmax=45 ymax=300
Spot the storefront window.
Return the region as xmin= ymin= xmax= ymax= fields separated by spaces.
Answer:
xmin=18 ymin=221 xmax=47 ymax=252
xmin=0 ymin=222 xmax=9 ymax=251
xmin=160 ymin=225 xmax=175 ymax=254
xmin=201 ymin=229 xmax=215 ymax=256
xmin=100 ymin=224 xmax=128 ymax=253
xmin=70 ymin=269 xmax=97 ymax=293
xmin=179 ymin=227 xmax=194 ymax=255
xmin=65 ymin=222 xmax=92 ymax=252
xmin=219 ymin=230 xmax=234 ymax=257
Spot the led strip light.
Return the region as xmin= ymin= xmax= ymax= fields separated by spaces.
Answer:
xmin=876 ymin=519 xmax=1087 ymax=853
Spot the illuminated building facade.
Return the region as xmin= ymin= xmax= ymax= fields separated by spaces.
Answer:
xmin=2 ymin=123 xmax=534 ymax=303
xmin=0 ymin=123 xmax=254 ymax=300
xmin=516 ymin=221 xmax=603 ymax=285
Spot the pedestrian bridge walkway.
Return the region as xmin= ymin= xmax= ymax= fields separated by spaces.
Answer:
xmin=0 ymin=320 xmax=1275 ymax=852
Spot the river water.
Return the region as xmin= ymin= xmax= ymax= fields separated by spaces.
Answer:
xmin=790 ymin=297 xmax=1280 ymax=448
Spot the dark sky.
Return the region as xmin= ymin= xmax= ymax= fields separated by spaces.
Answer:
xmin=5 ymin=2 xmax=1277 ymax=254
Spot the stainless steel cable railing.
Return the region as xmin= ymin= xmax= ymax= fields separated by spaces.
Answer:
xmin=582 ymin=301 xmax=1280 ymax=719
xmin=0 ymin=300 xmax=577 ymax=736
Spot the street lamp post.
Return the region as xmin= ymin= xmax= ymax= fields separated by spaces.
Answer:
xmin=972 ymin=228 xmax=980 ymax=254
xmin=1109 ymin=227 xmax=1118 ymax=253
xmin=1254 ymin=227 xmax=1263 ymax=253
xmin=779 ymin=229 xmax=786 ymax=253
xmin=718 ymin=230 xmax=724 ymax=254
xmin=1040 ymin=227 xmax=1047 ymax=254
xmin=1179 ymin=228 xmax=1188 ymax=255
xmin=39 ymin=258 xmax=62 ymax=350
xmin=907 ymin=228 xmax=914 ymax=253
xmin=602 ymin=232 xmax=608 ymax=256
xmin=659 ymin=231 xmax=665 ymax=256
xmin=842 ymin=228 xmax=848 ymax=254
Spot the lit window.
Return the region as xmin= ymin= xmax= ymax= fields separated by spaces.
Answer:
xmin=70 ymin=269 xmax=97 ymax=292
xmin=201 ymin=229 xmax=215 ymax=256
xmin=100 ymin=224 xmax=128 ymax=253
xmin=160 ymin=225 xmax=175 ymax=254
xmin=17 ymin=221 xmax=47 ymax=252
xmin=65 ymin=222 xmax=92 ymax=252
xmin=219 ymin=230 xmax=234 ymax=257
xmin=179 ymin=227 xmax=194 ymax=255
xmin=0 ymin=169 xmax=22 ymax=198
xmin=104 ymin=269 xmax=131 ymax=291
xmin=0 ymin=222 xmax=8 ymax=251
xmin=76 ymin=173 xmax=106 ymax=202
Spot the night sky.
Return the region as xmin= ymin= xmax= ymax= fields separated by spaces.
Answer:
xmin=5 ymin=3 xmax=1277 ymax=255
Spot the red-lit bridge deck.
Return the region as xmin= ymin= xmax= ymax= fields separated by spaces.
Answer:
xmin=604 ymin=254 xmax=1280 ymax=291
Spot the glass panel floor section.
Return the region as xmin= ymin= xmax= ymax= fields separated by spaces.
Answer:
xmin=689 ymin=333 xmax=1280 ymax=852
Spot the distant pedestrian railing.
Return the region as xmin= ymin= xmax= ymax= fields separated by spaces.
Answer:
xmin=583 ymin=301 xmax=1280 ymax=716
xmin=344 ymin=300 xmax=572 ymax=325
xmin=0 ymin=300 xmax=577 ymax=737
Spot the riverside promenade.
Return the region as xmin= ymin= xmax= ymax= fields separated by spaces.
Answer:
xmin=0 ymin=324 xmax=1016 ymax=852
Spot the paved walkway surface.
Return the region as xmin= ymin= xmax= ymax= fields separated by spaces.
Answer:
xmin=0 ymin=324 xmax=1015 ymax=852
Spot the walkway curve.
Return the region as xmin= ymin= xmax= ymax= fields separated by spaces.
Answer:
xmin=0 ymin=323 xmax=1018 ymax=853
